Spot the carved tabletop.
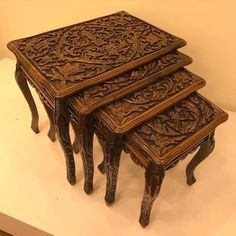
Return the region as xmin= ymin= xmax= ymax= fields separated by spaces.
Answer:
xmin=126 ymin=93 xmax=228 ymax=167
xmin=96 ymin=69 xmax=206 ymax=134
xmin=97 ymin=93 xmax=228 ymax=227
xmin=7 ymin=11 xmax=191 ymax=192
xmin=7 ymin=11 xmax=186 ymax=98
xmin=69 ymin=51 xmax=192 ymax=116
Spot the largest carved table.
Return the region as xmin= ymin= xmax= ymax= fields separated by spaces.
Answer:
xmin=7 ymin=11 xmax=187 ymax=188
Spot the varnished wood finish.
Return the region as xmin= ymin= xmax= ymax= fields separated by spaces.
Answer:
xmin=71 ymin=119 xmax=80 ymax=154
xmin=55 ymin=99 xmax=76 ymax=185
xmin=95 ymin=93 xmax=228 ymax=226
xmin=69 ymin=52 xmax=192 ymax=115
xmin=97 ymin=69 xmax=206 ymax=134
xmin=127 ymin=93 xmax=228 ymax=166
xmin=139 ymin=162 xmax=165 ymax=227
xmin=186 ymin=131 xmax=215 ymax=185
xmin=42 ymin=102 xmax=56 ymax=142
xmin=104 ymin=132 xmax=123 ymax=205
xmin=8 ymin=11 xmax=229 ymax=228
xmin=77 ymin=115 xmax=94 ymax=194
xmin=8 ymin=11 xmax=186 ymax=98
xmin=9 ymin=12 xmax=189 ymax=188
xmin=15 ymin=61 xmax=39 ymax=133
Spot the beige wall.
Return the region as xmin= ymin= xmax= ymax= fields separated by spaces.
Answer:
xmin=0 ymin=0 xmax=235 ymax=111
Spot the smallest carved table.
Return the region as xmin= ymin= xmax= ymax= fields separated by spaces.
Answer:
xmin=88 ymin=68 xmax=205 ymax=204
xmin=95 ymin=93 xmax=228 ymax=226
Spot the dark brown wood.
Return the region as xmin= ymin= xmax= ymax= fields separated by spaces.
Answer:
xmin=95 ymin=93 xmax=228 ymax=226
xmin=15 ymin=61 xmax=39 ymax=133
xmin=8 ymin=12 xmax=189 ymax=188
xmin=127 ymin=93 xmax=228 ymax=166
xmin=71 ymin=119 xmax=80 ymax=154
xmin=104 ymin=132 xmax=123 ymax=205
xmin=42 ymin=102 xmax=56 ymax=142
xmin=139 ymin=162 xmax=165 ymax=227
xmin=55 ymin=99 xmax=76 ymax=185
xmin=77 ymin=115 xmax=95 ymax=194
xmin=97 ymin=69 xmax=205 ymax=134
xmin=69 ymin=52 xmax=192 ymax=115
xmin=8 ymin=13 xmax=229 ymax=228
xmin=186 ymin=131 xmax=215 ymax=185
xmin=8 ymin=11 xmax=186 ymax=98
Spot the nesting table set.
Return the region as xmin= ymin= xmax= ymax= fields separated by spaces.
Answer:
xmin=8 ymin=11 xmax=228 ymax=227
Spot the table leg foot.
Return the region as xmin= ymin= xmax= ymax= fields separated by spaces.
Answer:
xmin=186 ymin=131 xmax=215 ymax=185
xmin=139 ymin=162 xmax=165 ymax=227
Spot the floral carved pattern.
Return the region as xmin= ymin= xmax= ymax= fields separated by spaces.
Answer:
xmin=12 ymin=11 xmax=185 ymax=91
xmin=99 ymin=69 xmax=204 ymax=126
xmin=131 ymin=94 xmax=217 ymax=157
xmin=72 ymin=52 xmax=191 ymax=113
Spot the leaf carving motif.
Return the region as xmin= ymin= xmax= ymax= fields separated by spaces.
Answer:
xmin=14 ymin=11 xmax=184 ymax=89
xmin=101 ymin=69 xmax=202 ymax=125
xmin=133 ymin=94 xmax=216 ymax=156
xmin=75 ymin=51 xmax=184 ymax=106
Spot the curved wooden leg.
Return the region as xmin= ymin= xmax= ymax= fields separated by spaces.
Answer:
xmin=186 ymin=131 xmax=215 ymax=185
xmin=15 ymin=61 xmax=39 ymax=133
xmin=71 ymin=119 xmax=80 ymax=154
xmin=98 ymin=160 xmax=105 ymax=174
xmin=42 ymin=103 xmax=56 ymax=142
xmin=139 ymin=162 xmax=165 ymax=227
xmin=104 ymin=133 xmax=123 ymax=206
xmin=78 ymin=115 xmax=94 ymax=194
xmin=95 ymin=129 xmax=106 ymax=174
xmin=55 ymin=100 xmax=76 ymax=185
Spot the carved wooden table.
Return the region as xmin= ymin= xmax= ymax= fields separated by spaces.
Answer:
xmin=69 ymin=52 xmax=192 ymax=192
xmin=94 ymin=93 xmax=228 ymax=226
xmin=7 ymin=10 xmax=229 ymax=228
xmin=90 ymin=69 xmax=205 ymax=202
xmin=7 ymin=11 xmax=187 ymax=188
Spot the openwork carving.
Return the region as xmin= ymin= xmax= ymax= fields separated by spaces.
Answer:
xmin=99 ymin=69 xmax=204 ymax=126
xmin=11 ymin=11 xmax=185 ymax=93
xmin=131 ymin=94 xmax=218 ymax=157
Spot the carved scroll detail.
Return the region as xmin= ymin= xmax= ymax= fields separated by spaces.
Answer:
xmin=132 ymin=94 xmax=217 ymax=157
xmin=139 ymin=163 xmax=165 ymax=227
xmin=13 ymin=11 xmax=184 ymax=89
xmin=100 ymin=69 xmax=203 ymax=125
xmin=73 ymin=52 xmax=189 ymax=108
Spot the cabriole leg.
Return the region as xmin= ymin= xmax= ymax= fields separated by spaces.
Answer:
xmin=15 ymin=61 xmax=39 ymax=133
xmin=55 ymin=100 xmax=76 ymax=185
xmin=186 ymin=131 xmax=215 ymax=185
xmin=104 ymin=133 xmax=123 ymax=206
xmin=139 ymin=162 xmax=165 ymax=227
xmin=78 ymin=115 xmax=94 ymax=194
xmin=42 ymin=102 xmax=56 ymax=142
